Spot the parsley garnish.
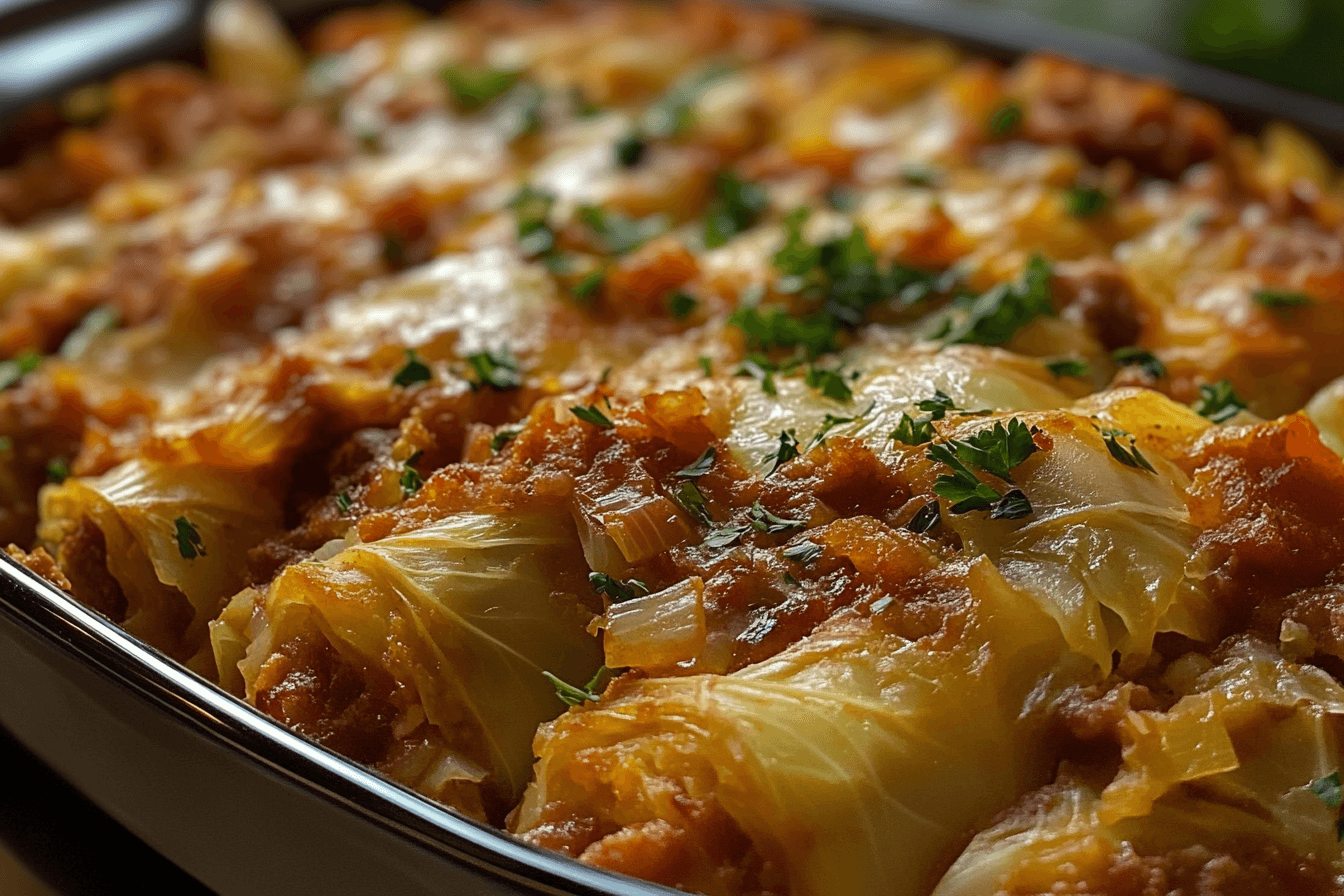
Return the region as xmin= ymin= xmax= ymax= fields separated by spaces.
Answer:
xmin=764 ymin=429 xmax=800 ymax=475
xmin=1312 ymin=772 xmax=1343 ymax=810
xmin=1193 ymin=380 xmax=1247 ymax=423
xmin=60 ymin=306 xmax=119 ymax=360
xmin=572 ymin=268 xmax=605 ymax=303
xmin=899 ymin=164 xmax=941 ymax=188
xmin=640 ymin=64 xmax=732 ymax=138
xmin=736 ymin=355 xmax=783 ymax=395
xmin=173 ymin=516 xmax=206 ymax=560
xmin=951 ymin=418 xmax=1041 ymax=481
xmin=782 ymin=540 xmax=822 ymax=564
xmin=697 ymin=356 xmax=713 ymax=376
xmin=928 ymin=443 xmax=1002 ymax=513
xmin=703 ymin=172 xmax=769 ymax=248
xmin=808 ymin=410 xmax=862 ymax=450
xmin=543 ymin=666 xmax=613 ymax=707
xmin=805 ymin=364 xmax=855 ymax=403
xmin=577 ymin=205 xmax=666 ymax=255
xmin=45 ymin=458 xmax=69 ymax=483
xmin=440 ymin=64 xmax=520 ymax=111
xmin=589 ymin=572 xmax=649 ymax=603
xmin=905 ymin=499 xmax=941 ymax=534
xmin=1254 ymin=289 xmax=1313 ymax=313
xmin=668 ymin=291 xmax=697 ymax=319
xmin=917 ymin=390 xmax=957 ymax=419
xmin=1065 ymin=186 xmax=1108 ymax=217
xmin=927 ymin=418 xmax=1040 ymax=516
xmin=392 ymin=349 xmax=432 ymax=387
xmin=466 ymin=348 xmax=522 ymax=390
xmin=704 ymin=523 xmax=750 ymax=550
xmin=892 ymin=413 xmax=936 ymax=446
xmin=335 ymin=492 xmax=353 ymax=514
xmin=510 ymin=185 xmax=557 ymax=258
xmin=988 ymin=101 xmax=1023 ymax=136
xmin=614 ymin=131 xmax=647 ymax=167
xmin=1045 ymin=358 xmax=1090 ymax=378
xmin=990 ymin=488 xmax=1033 ymax=520
xmin=1101 ymin=429 xmax=1157 ymax=473
xmin=503 ymin=83 xmax=545 ymax=141
xmin=0 ymin=351 xmax=42 ymax=391
xmin=490 ymin=424 xmax=522 ymax=453
xmin=1112 ymin=346 xmax=1166 ymax=379
xmin=571 ymin=404 xmax=614 ymax=428
xmin=400 ymin=451 xmax=425 ymax=497
xmin=748 ymin=501 xmax=805 ymax=534
xmin=675 ymin=481 xmax=713 ymax=524
xmin=932 ymin=255 xmax=1053 ymax=346
xmin=677 ymin=447 xmax=716 ymax=478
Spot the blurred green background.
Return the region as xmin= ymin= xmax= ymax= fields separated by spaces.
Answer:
xmin=975 ymin=0 xmax=1344 ymax=102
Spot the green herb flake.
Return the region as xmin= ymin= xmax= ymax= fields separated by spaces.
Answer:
xmin=490 ymin=424 xmax=523 ymax=453
xmin=510 ymin=185 xmax=557 ymax=258
xmin=392 ymin=349 xmax=432 ymax=387
xmin=905 ymin=499 xmax=941 ymax=534
xmin=677 ymin=447 xmax=716 ymax=478
xmin=1193 ymin=380 xmax=1248 ymax=424
xmin=400 ymin=451 xmax=425 ymax=498
xmin=335 ymin=491 xmax=353 ymax=515
xmin=1111 ymin=346 xmax=1167 ymax=380
xmin=639 ymin=64 xmax=732 ymax=138
xmin=614 ymin=131 xmax=647 ymax=167
xmin=577 ymin=205 xmax=667 ymax=255
xmin=916 ymin=390 xmax=957 ymax=420
xmin=1101 ymin=429 xmax=1157 ymax=473
xmin=440 ymin=64 xmax=521 ymax=112
xmin=668 ymin=290 xmax=697 ymax=320
xmin=697 ymin=356 xmax=713 ymax=376
xmin=748 ymin=500 xmax=806 ymax=534
xmin=572 ymin=269 xmax=605 ymax=303
xmin=949 ymin=417 xmax=1041 ymax=482
xmin=990 ymin=488 xmax=1033 ymax=520
xmin=926 ymin=418 xmax=1040 ymax=518
xmin=675 ymin=480 xmax=713 ymax=524
xmin=589 ymin=572 xmax=650 ymax=603
xmin=782 ymin=540 xmax=823 ymax=564
xmin=173 ymin=516 xmax=207 ymax=560
xmin=59 ymin=306 xmax=120 ymax=360
xmin=805 ymin=365 xmax=854 ymax=403
xmin=1312 ymin=772 xmax=1343 ymax=811
xmin=1254 ymin=289 xmax=1314 ymax=313
xmin=543 ymin=669 xmax=601 ymax=707
xmin=891 ymin=413 xmax=936 ymax=447
xmin=808 ymin=411 xmax=861 ymax=450
xmin=466 ymin=348 xmax=522 ymax=391
xmin=0 ymin=351 xmax=42 ymax=391
xmin=570 ymin=404 xmax=614 ymax=428
xmin=703 ymin=172 xmax=769 ymax=248
xmin=45 ymin=458 xmax=70 ymax=484
xmin=1065 ymin=186 xmax=1109 ymax=217
xmin=899 ymin=164 xmax=942 ymax=188
xmin=934 ymin=255 xmax=1053 ymax=347
xmin=764 ymin=429 xmax=800 ymax=475
xmin=928 ymin=443 xmax=1005 ymax=513
xmin=1045 ymin=358 xmax=1090 ymax=378
xmin=704 ymin=522 xmax=750 ymax=550
xmin=988 ymin=101 xmax=1023 ymax=137
xmin=0 ymin=437 xmax=12 ymax=453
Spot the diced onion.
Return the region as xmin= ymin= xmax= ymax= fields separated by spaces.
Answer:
xmin=575 ymin=487 xmax=694 ymax=565
xmin=604 ymin=577 xmax=706 ymax=671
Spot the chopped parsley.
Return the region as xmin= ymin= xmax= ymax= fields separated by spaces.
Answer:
xmin=804 ymin=364 xmax=855 ymax=403
xmin=905 ymin=499 xmax=941 ymax=534
xmin=0 ymin=351 xmax=42 ymax=391
xmin=891 ymin=413 xmax=936 ymax=446
xmin=1101 ymin=429 xmax=1157 ymax=473
xmin=917 ymin=390 xmax=958 ymax=419
xmin=1253 ymin=289 xmax=1313 ymax=313
xmin=59 ymin=306 xmax=119 ymax=360
xmin=926 ymin=418 xmax=1040 ymax=517
xmin=1065 ymin=186 xmax=1109 ymax=217
xmin=668 ymin=290 xmax=697 ymax=319
xmin=988 ymin=101 xmax=1023 ymax=136
xmin=1045 ymin=358 xmax=1090 ymax=378
xmin=1193 ymin=380 xmax=1247 ymax=423
xmin=173 ymin=516 xmax=206 ymax=560
xmin=899 ymin=163 xmax=941 ymax=188
xmin=782 ymin=540 xmax=823 ymax=564
xmin=808 ymin=409 xmax=864 ymax=450
xmin=614 ymin=131 xmax=647 ymax=167
xmin=990 ymin=488 xmax=1033 ymax=520
xmin=736 ymin=355 xmax=784 ymax=396
xmin=763 ymin=429 xmax=800 ymax=475
xmin=675 ymin=481 xmax=713 ymax=524
xmin=639 ymin=63 xmax=732 ymax=138
xmin=503 ymin=83 xmax=545 ymax=141
xmin=392 ymin=349 xmax=432 ymax=387
xmin=748 ymin=501 xmax=806 ymax=534
xmin=577 ymin=205 xmax=667 ymax=255
xmin=335 ymin=492 xmax=353 ymax=515
xmin=400 ymin=451 xmax=425 ymax=497
xmin=510 ymin=185 xmax=557 ymax=258
xmin=697 ymin=356 xmax=713 ymax=376
xmin=589 ymin=572 xmax=649 ymax=603
xmin=676 ymin=447 xmax=716 ymax=478
xmin=704 ymin=523 xmax=750 ymax=550
xmin=1312 ymin=772 xmax=1343 ymax=811
xmin=543 ymin=666 xmax=613 ymax=707
xmin=491 ymin=424 xmax=522 ymax=453
xmin=572 ymin=268 xmax=605 ymax=303
xmin=952 ymin=417 xmax=1041 ymax=481
xmin=570 ymin=404 xmax=614 ymax=428
xmin=45 ymin=458 xmax=69 ymax=483
xmin=930 ymin=255 xmax=1053 ymax=346
xmin=1111 ymin=346 xmax=1166 ymax=380
xmin=703 ymin=172 xmax=769 ymax=248
xmin=440 ymin=64 xmax=521 ymax=111
xmin=466 ymin=348 xmax=522 ymax=391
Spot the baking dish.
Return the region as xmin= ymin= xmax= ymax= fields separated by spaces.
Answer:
xmin=4 ymin=2 xmax=1344 ymax=895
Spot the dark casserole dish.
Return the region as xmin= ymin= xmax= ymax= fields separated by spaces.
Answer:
xmin=7 ymin=1 xmax=1344 ymax=894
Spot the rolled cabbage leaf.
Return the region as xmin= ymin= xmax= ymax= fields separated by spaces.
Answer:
xmin=943 ymin=401 xmax=1216 ymax=672
xmin=517 ymin=557 xmax=1095 ymax=896
xmin=233 ymin=512 xmax=601 ymax=811
xmin=38 ymin=459 xmax=283 ymax=666
xmin=934 ymin=640 xmax=1344 ymax=894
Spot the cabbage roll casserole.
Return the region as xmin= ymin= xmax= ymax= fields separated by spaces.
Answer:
xmin=6 ymin=0 xmax=1344 ymax=893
